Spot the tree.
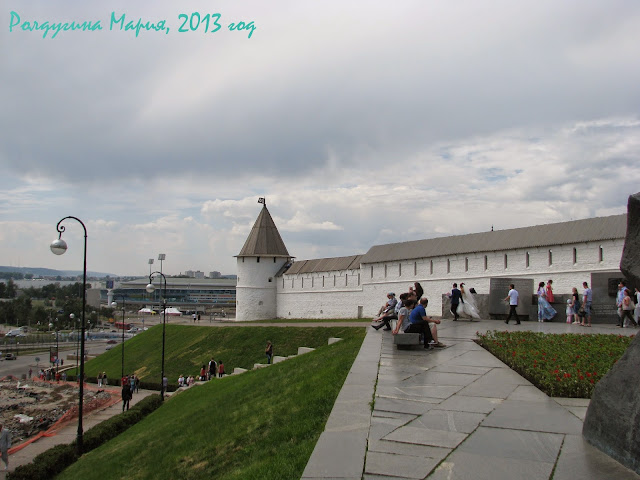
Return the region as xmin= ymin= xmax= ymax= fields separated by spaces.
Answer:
xmin=6 ymin=279 xmax=16 ymax=298
xmin=0 ymin=282 xmax=5 ymax=298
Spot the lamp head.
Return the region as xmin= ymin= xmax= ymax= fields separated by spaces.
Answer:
xmin=111 ymin=302 xmax=117 ymax=307
xmin=69 ymin=313 xmax=75 ymax=319
xmin=146 ymin=283 xmax=156 ymax=293
xmin=50 ymin=238 xmax=68 ymax=255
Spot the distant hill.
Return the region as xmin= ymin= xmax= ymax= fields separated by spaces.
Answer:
xmin=0 ymin=266 xmax=116 ymax=278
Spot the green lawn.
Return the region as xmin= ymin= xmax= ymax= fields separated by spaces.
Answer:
xmin=251 ymin=318 xmax=371 ymax=324
xmin=476 ymin=330 xmax=633 ymax=397
xmin=79 ymin=325 xmax=365 ymax=388
xmin=57 ymin=328 xmax=366 ymax=480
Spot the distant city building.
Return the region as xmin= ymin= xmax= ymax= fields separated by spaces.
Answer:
xmin=209 ymin=271 xmax=221 ymax=278
xmin=103 ymin=277 xmax=237 ymax=310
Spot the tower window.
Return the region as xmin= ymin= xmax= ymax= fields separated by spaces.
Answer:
xmin=526 ymin=252 xmax=530 ymax=268
xmin=464 ymin=257 xmax=469 ymax=272
xmin=504 ymin=254 xmax=508 ymax=269
xmin=430 ymin=260 xmax=433 ymax=275
xmin=599 ymin=245 xmax=604 ymax=262
xmin=484 ymin=255 xmax=488 ymax=270
xmin=447 ymin=259 xmax=450 ymax=273
xmin=573 ymin=248 xmax=577 ymax=264
xmin=548 ymin=250 xmax=553 ymax=266
xmin=257 ymin=257 xmax=260 ymax=263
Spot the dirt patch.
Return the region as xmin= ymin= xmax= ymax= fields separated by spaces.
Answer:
xmin=0 ymin=376 xmax=115 ymax=445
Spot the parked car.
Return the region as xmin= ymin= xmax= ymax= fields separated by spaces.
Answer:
xmin=5 ymin=353 xmax=17 ymax=360
xmin=5 ymin=329 xmax=26 ymax=338
xmin=106 ymin=340 xmax=117 ymax=344
xmin=127 ymin=327 xmax=140 ymax=333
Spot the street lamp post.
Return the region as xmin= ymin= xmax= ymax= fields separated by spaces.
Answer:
xmin=50 ymin=216 xmax=88 ymax=454
xmin=111 ymin=296 xmax=126 ymax=380
xmin=70 ymin=313 xmax=78 ymax=372
xmin=146 ymin=271 xmax=167 ymax=400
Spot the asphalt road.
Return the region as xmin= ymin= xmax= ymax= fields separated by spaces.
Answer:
xmin=0 ymin=339 xmax=113 ymax=378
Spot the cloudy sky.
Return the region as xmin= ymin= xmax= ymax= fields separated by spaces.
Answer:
xmin=1 ymin=0 xmax=639 ymax=277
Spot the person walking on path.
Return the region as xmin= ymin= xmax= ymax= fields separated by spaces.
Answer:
xmin=0 ymin=423 xmax=11 ymax=471
xmin=449 ymin=283 xmax=464 ymax=321
xmin=582 ymin=281 xmax=593 ymax=327
xmin=122 ymin=381 xmax=132 ymax=411
xmin=536 ymin=281 xmax=557 ymax=322
xmin=265 ymin=341 xmax=273 ymax=364
xmin=218 ymin=362 xmax=225 ymax=377
xmin=504 ymin=284 xmax=521 ymax=325
xmin=620 ymin=288 xmax=638 ymax=327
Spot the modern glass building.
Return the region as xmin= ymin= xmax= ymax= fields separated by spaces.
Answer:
xmin=101 ymin=277 xmax=237 ymax=310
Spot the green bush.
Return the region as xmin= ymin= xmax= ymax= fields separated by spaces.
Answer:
xmin=8 ymin=444 xmax=77 ymax=480
xmin=7 ymin=394 xmax=162 ymax=480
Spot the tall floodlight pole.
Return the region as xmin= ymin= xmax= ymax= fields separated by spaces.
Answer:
xmin=146 ymin=271 xmax=167 ymax=400
xmin=50 ymin=216 xmax=88 ymax=454
xmin=157 ymin=254 xmax=165 ymax=305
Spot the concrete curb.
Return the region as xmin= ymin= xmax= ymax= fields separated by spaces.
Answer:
xmin=301 ymin=327 xmax=380 ymax=479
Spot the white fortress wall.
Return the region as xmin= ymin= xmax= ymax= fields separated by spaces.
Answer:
xmin=274 ymin=238 xmax=623 ymax=319
xmin=236 ymin=256 xmax=288 ymax=321
xmin=276 ymin=269 xmax=364 ymax=319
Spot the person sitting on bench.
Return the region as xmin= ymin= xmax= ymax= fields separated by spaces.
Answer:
xmin=406 ymin=297 xmax=444 ymax=348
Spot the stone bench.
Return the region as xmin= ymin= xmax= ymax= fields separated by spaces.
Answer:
xmin=393 ymin=333 xmax=421 ymax=349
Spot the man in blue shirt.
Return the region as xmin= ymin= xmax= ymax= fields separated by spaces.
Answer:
xmin=407 ymin=297 xmax=443 ymax=348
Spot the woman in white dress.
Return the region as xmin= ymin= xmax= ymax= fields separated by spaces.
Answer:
xmin=457 ymin=283 xmax=481 ymax=319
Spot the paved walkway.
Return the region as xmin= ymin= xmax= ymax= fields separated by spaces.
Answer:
xmin=303 ymin=319 xmax=640 ymax=480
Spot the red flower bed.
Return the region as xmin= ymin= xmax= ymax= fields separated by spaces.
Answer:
xmin=475 ymin=331 xmax=633 ymax=398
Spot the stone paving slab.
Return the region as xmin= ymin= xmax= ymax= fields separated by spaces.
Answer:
xmin=377 ymin=384 xmax=465 ymax=401
xmin=402 ymin=370 xmax=481 ymax=387
xmin=374 ymin=396 xmax=440 ymax=414
xmin=553 ymin=434 xmax=640 ymax=480
xmin=365 ymin=451 xmax=440 ymax=479
xmin=411 ymin=409 xmax=487 ymax=434
xmin=483 ymin=399 xmax=584 ymax=434
xmin=385 ymin=425 xmax=468 ymax=449
xmin=368 ymin=438 xmax=451 ymax=460
xmin=427 ymin=364 xmax=492 ymax=375
xmin=436 ymin=394 xmax=503 ymax=414
xmin=459 ymin=426 xmax=563 ymax=463
xmin=427 ymin=451 xmax=556 ymax=480
xmin=302 ymin=431 xmax=368 ymax=479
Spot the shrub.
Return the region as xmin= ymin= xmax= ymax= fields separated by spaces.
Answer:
xmin=8 ymin=444 xmax=77 ymax=480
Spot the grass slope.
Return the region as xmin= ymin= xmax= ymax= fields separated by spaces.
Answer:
xmin=57 ymin=329 xmax=366 ymax=480
xmin=80 ymin=325 xmax=363 ymax=386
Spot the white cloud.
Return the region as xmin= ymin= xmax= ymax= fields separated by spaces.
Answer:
xmin=1 ymin=1 xmax=639 ymax=275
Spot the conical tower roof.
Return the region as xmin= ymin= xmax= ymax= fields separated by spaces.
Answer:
xmin=237 ymin=205 xmax=290 ymax=257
